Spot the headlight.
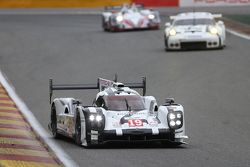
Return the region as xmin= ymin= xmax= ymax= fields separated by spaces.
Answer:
xmin=89 ymin=114 xmax=103 ymax=122
xmin=96 ymin=115 xmax=102 ymax=122
xmin=169 ymin=113 xmax=176 ymax=120
xmin=169 ymin=29 xmax=176 ymax=36
xmin=176 ymin=113 xmax=182 ymax=119
xmin=167 ymin=111 xmax=183 ymax=129
xmin=89 ymin=115 xmax=95 ymax=121
xmin=148 ymin=14 xmax=155 ymax=19
xmin=170 ymin=121 xmax=176 ymax=126
xmin=176 ymin=120 xmax=181 ymax=126
xmin=116 ymin=15 xmax=123 ymax=22
xmin=209 ymin=26 xmax=218 ymax=35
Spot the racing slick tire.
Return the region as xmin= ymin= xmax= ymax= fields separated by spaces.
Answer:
xmin=51 ymin=104 xmax=60 ymax=138
xmin=108 ymin=19 xmax=116 ymax=32
xmin=102 ymin=16 xmax=108 ymax=31
xmin=216 ymin=36 xmax=225 ymax=50
xmin=75 ymin=112 xmax=93 ymax=148
xmin=161 ymin=132 xmax=182 ymax=147
xmin=164 ymin=35 xmax=169 ymax=51
xmin=75 ymin=112 xmax=82 ymax=146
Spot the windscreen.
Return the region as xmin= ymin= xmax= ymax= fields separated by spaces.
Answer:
xmin=106 ymin=95 xmax=145 ymax=111
xmin=173 ymin=18 xmax=215 ymax=26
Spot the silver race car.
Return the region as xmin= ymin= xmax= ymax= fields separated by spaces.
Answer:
xmin=102 ymin=3 xmax=160 ymax=32
xmin=49 ymin=77 xmax=188 ymax=147
xmin=164 ymin=12 xmax=226 ymax=50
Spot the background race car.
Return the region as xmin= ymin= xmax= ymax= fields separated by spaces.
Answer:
xmin=102 ymin=3 xmax=161 ymax=32
xmin=164 ymin=12 xmax=226 ymax=50
xmin=49 ymin=77 xmax=188 ymax=147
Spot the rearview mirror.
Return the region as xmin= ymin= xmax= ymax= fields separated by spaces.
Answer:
xmin=73 ymin=100 xmax=82 ymax=105
xmin=165 ymin=98 xmax=175 ymax=105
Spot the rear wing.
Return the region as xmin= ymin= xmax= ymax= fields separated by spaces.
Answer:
xmin=49 ymin=76 xmax=146 ymax=104
xmin=213 ymin=14 xmax=222 ymax=18
xmin=104 ymin=3 xmax=144 ymax=11
xmin=104 ymin=6 xmax=122 ymax=12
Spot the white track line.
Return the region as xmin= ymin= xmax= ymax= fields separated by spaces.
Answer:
xmin=0 ymin=70 xmax=79 ymax=167
xmin=226 ymin=28 xmax=250 ymax=40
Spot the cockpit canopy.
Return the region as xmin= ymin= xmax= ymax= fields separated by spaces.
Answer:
xmin=173 ymin=18 xmax=215 ymax=26
xmin=106 ymin=95 xmax=145 ymax=111
xmin=100 ymin=95 xmax=145 ymax=111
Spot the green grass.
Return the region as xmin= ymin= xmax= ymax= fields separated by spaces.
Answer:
xmin=224 ymin=14 xmax=250 ymax=25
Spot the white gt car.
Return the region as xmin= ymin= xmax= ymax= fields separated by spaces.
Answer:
xmin=102 ymin=3 xmax=160 ymax=32
xmin=164 ymin=12 xmax=226 ymax=50
xmin=49 ymin=77 xmax=188 ymax=147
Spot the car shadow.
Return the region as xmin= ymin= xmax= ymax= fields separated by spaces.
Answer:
xmin=89 ymin=142 xmax=187 ymax=150
xmin=54 ymin=135 xmax=187 ymax=149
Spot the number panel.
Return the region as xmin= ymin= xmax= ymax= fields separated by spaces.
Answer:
xmin=128 ymin=119 xmax=143 ymax=127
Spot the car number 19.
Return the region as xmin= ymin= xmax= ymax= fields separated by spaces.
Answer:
xmin=128 ymin=119 xmax=143 ymax=127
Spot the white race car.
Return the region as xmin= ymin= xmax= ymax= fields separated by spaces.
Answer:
xmin=49 ymin=77 xmax=188 ymax=147
xmin=102 ymin=3 xmax=160 ymax=32
xmin=164 ymin=12 xmax=226 ymax=50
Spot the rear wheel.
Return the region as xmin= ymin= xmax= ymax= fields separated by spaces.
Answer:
xmin=51 ymin=104 xmax=59 ymax=138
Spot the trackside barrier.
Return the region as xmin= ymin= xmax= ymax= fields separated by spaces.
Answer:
xmin=0 ymin=0 xmax=131 ymax=8
xmin=1 ymin=0 xmax=250 ymax=7
xmin=133 ymin=0 xmax=179 ymax=7
xmin=179 ymin=0 xmax=250 ymax=7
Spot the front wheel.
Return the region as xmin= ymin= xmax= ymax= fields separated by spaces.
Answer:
xmin=164 ymin=35 xmax=169 ymax=51
xmin=75 ymin=113 xmax=82 ymax=146
xmin=75 ymin=113 xmax=93 ymax=147
xmin=51 ymin=104 xmax=59 ymax=138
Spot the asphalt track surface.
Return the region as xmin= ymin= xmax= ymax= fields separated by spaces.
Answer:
xmin=0 ymin=7 xmax=250 ymax=167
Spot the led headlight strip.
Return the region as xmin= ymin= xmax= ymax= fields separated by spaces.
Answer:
xmin=167 ymin=111 xmax=183 ymax=130
xmin=116 ymin=15 xmax=123 ymax=22
xmin=148 ymin=14 xmax=155 ymax=19
xmin=89 ymin=114 xmax=103 ymax=122
xmin=88 ymin=113 xmax=105 ymax=130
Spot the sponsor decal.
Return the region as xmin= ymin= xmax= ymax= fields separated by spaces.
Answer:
xmin=117 ymin=112 xmax=146 ymax=116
